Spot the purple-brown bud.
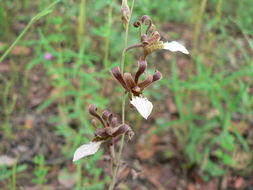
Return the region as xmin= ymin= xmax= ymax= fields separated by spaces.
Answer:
xmin=135 ymin=59 xmax=147 ymax=83
xmin=123 ymin=73 xmax=136 ymax=90
xmin=133 ymin=20 xmax=141 ymax=28
xmin=95 ymin=128 xmax=109 ymax=138
xmin=141 ymin=15 xmax=151 ymax=24
xmin=102 ymin=110 xmax=113 ymax=124
xmin=110 ymin=117 xmax=118 ymax=128
xmin=138 ymin=74 xmax=153 ymax=90
xmin=111 ymin=67 xmax=128 ymax=90
xmin=152 ymin=70 xmax=162 ymax=82
xmin=141 ymin=34 xmax=149 ymax=45
xmin=91 ymin=119 xmax=97 ymax=128
xmin=89 ymin=105 xmax=107 ymax=128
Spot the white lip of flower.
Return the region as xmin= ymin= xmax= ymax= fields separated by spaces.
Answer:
xmin=163 ymin=41 xmax=189 ymax=54
xmin=130 ymin=96 xmax=153 ymax=120
xmin=73 ymin=141 xmax=103 ymax=162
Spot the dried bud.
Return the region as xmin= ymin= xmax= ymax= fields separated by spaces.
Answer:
xmin=111 ymin=117 xmax=119 ymax=128
xmin=138 ymin=74 xmax=153 ymax=89
xmin=89 ymin=105 xmax=107 ymax=128
xmin=133 ymin=20 xmax=141 ymax=28
xmin=89 ymin=105 xmax=98 ymax=116
xmin=126 ymin=129 xmax=134 ymax=140
xmin=135 ymin=59 xmax=147 ymax=83
xmin=141 ymin=15 xmax=151 ymax=24
xmin=111 ymin=67 xmax=128 ymax=90
xmin=152 ymin=70 xmax=162 ymax=82
xmin=91 ymin=119 xmax=97 ymax=128
xmin=102 ymin=110 xmax=113 ymax=124
xmin=112 ymin=124 xmax=134 ymax=138
xmin=121 ymin=0 xmax=130 ymax=29
xmin=95 ymin=128 xmax=109 ymax=139
xmin=123 ymin=73 xmax=136 ymax=90
xmin=140 ymin=34 xmax=149 ymax=45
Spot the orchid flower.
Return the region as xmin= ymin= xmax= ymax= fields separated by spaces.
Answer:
xmin=111 ymin=60 xmax=162 ymax=119
xmin=126 ymin=15 xmax=189 ymax=58
xmin=73 ymin=105 xmax=134 ymax=162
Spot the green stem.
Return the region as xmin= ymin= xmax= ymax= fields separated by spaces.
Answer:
xmin=104 ymin=0 xmax=113 ymax=69
xmin=193 ymin=0 xmax=207 ymax=52
xmin=77 ymin=0 xmax=86 ymax=48
xmin=0 ymin=0 xmax=61 ymax=63
xmin=108 ymin=0 xmax=135 ymax=189
xmin=101 ymin=0 xmax=114 ymax=96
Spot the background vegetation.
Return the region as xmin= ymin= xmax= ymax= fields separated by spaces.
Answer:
xmin=0 ymin=0 xmax=253 ymax=189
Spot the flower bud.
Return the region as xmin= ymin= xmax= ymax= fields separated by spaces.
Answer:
xmin=133 ymin=20 xmax=141 ymax=28
xmin=141 ymin=15 xmax=151 ymax=24
xmin=91 ymin=119 xmax=97 ymax=128
xmin=135 ymin=59 xmax=147 ymax=83
xmin=138 ymin=74 xmax=153 ymax=89
xmin=123 ymin=73 xmax=136 ymax=90
xmin=121 ymin=0 xmax=130 ymax=29
xmin=152 ymin=71 xmax=162 ymax=82
xmin=111 ymin=67 xmax=128 ymax=90
xmin=141 ymin=34 xmax=149 ymax=45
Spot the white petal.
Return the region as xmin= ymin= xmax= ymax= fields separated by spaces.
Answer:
xmin=163 ymin=41 xmax=189 ymax=54
xmin=130 ymin=96 xmax=153 ymax=120
xmin=73 ymin=141 xmax=102 ymax=162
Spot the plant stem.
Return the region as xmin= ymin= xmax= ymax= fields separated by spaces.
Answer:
xmin=0 ymin=0 xmax=61 ymax=63
xmin=108 ymin=0 xmax=135 ymax=189
xmin=101 ymin=0 xmax=114 ymax=96
xmin=193 ymin=0 xmax=207 ymax=52
xmin=104 ymin=0 xmax=113 ymax=69
xmin=77 ymin=0 xmax=86 ymax=49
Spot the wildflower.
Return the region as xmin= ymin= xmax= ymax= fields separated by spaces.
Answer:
xmin=73 ymin=105 xmax=133 ymax=162
xmin=111 ymin=60 xmax=162 ymax=119
xmin=44 ymin=53 xmax=52 ymax=60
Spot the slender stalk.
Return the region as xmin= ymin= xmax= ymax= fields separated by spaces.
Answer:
xmin=77 ymin=0 xmax=86 ymax=48
xmin=216 ymin=0 xmax=224 ymax=22
xmin=108 ymin=0 xmax=135 ymax=189
xmin=193 ymin=0 xmax=207 ymax=51
xmin=101 ymin=0 xmax=114 ymax=96
xmin=0 ymin=0 xmax=61 ymax=63
xmin=104 ymin=0 xmax=113 ymax=69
